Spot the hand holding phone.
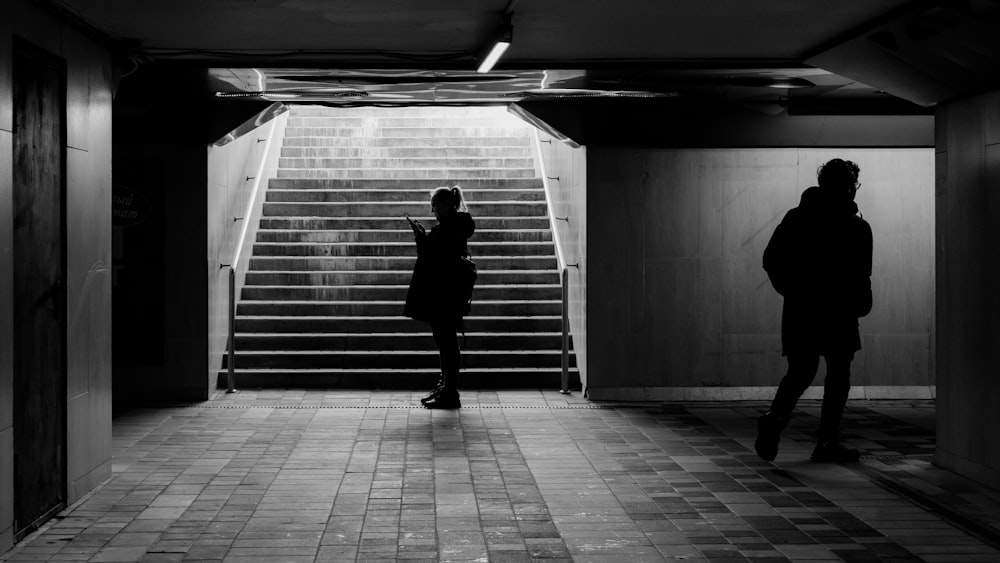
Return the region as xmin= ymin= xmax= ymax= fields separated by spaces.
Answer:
xmin=406 ymin=214 xmax=424 ymax=234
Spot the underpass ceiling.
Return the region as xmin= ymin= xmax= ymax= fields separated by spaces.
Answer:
xmin=46 ymin=0 xmax=992 ymax=109
xmin=52 ymin=0 xmax=913 ymax=65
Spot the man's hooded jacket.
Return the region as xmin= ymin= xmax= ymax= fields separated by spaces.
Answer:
xmin=763 ymin=186 xmax=873 ymax=356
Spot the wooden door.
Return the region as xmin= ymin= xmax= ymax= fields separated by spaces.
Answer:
xmin=12 ymin=39 xmax=67 ymax=538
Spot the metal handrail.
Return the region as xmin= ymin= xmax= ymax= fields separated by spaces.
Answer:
xmin=532 ymin=129 xmax=567 ymax=272
xmin=227 ymin=269 xmax=236 ymax=393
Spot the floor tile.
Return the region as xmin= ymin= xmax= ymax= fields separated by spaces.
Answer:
xmin=2 ymin=393 xmax=999 ymax=563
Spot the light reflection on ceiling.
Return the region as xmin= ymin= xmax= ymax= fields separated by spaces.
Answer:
xmin=208 ymin=67 xmax=849 ymax=107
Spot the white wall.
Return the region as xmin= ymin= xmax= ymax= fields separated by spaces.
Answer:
xmin=587 ymin=148 xmax=935 ymax=400
xmin=535 ymin=133 xmax=588 ymax=389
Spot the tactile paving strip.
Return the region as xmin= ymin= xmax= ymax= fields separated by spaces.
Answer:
xmin=197 ymin=402 xmax=612 ymax=409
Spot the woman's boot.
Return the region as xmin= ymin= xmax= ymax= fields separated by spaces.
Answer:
xmin=420 ymin=374 xmax=446 ymax=404
xmin=424 ymin=357 xmax=460 ymax=409
xmin=423 ymin=385 xmax=460 ymax=409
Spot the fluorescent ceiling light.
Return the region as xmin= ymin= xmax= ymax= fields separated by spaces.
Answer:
xmin=477 ymin=18 xmax=513 ymax=74
xmin=477 ymin=41 xmax=510 ymax=73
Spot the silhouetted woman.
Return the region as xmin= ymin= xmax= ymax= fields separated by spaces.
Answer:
xmin=404 ymin=186 xmax=476 ymax=409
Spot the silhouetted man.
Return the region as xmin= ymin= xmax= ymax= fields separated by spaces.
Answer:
xmin=756 ymin=159 xmax=873 ymax=463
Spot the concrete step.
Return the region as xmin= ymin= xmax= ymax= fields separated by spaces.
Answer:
xmin=255 ymin=229 xmax=552 ymax=243
xmin=275 ymin=168 xmax=538 ymax=179
xmin=262 ymin=202 xmax=546 ymax=217
xmin=235 ymin=316 xmax=563 ymax=333
xmin=225 ymin=350 xmax=576 ymax=370
xmin=280 ymin=146 xmax=533 ymax=158
xmin=258 ymin=217 xmax=551 ymax=230
xmin=217 ymin=368 xmax=579 ymax=390
xmin=278 ymin=157 xmax=535 ymax=170
xmin=264 ymin=189 xmax=545 ymax=203
xmin=226 ymin=104 xmax=579 ymax=390
xmin=286 ymin=117 xmax=530 ymax=129
xmin=240 ymin=284 xmax=561 ymax=301
xmin=236 ymin=300 xmax=561 ymax=317
xmin=281 ymin=136 xmax=532 ymax=148
xmin=289 ymin=105 xmax=523 ymax=118
xmin=244 ymin=270 xmax=560 ymax=286
xmin=268 ymin=178 xmax=542 ymax=190
xmin=284 ymin=127 xmax=530 ymax=138
xmin=247 ymin=256 xmax=558 ymax=271
xmin=234 ymin=332 xmax=567 ymax=351
xmin=251 ymin=241 xmax=555 ymax=257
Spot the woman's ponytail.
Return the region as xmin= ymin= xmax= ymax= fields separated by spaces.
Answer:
xmin=431 ymin=185 xmax=469 ymax=213
xmin=451 ymin=185 xmax=468 ymax=213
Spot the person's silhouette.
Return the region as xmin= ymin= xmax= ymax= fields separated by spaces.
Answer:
xmin=756 ymin=159 xmax=873 ymax=463
xmin=404 ymin=186 xmax=476 ymax=409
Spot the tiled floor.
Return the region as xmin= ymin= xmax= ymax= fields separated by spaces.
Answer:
xmin=4 ymin=390 xmax=1000 ymax=562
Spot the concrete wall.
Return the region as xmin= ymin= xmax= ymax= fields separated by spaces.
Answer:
xmin=112 ymin=141 xmax=209 ymax=402
xmin=112 ymin=68 xmax=215 ymax=402
xmin=112 ymin=68 xmax=278 ymax=403
xmin=935 ymin=91 xmax=1000 ymax=490
xmin=1 ymin=0 xmax=113 ymax=551
xmin=587 ymin=148 xmax=934 ymax=400
xmin=534 ymin=131 xmax=588 ymax=389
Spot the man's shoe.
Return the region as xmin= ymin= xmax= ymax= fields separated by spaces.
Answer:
xmin=810 ymin=440 xmax=860 ymax=463
xmin=754 ymin=413 xmax=785 ymax=462
xmin=423 ymin=392 xmax=461 ymax=409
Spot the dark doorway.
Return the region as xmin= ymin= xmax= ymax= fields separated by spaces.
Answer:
xmin=12 ymin=39 xmax=67 ymax=539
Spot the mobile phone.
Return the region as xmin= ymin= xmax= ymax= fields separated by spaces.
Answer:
xmin=405 ymin=214 xmax=416 ymax=225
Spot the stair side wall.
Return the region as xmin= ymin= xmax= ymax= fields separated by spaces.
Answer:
xmin=207 ymin=110 xmax=288 ymax=390
xmin=533 ymin=130 xmax=588 ymax=391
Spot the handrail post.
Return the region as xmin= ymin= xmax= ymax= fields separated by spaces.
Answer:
xmin=561 ymin=267 xmax=570 ymax=394
xmin=227 ymin=267 xmax=237 ymax=393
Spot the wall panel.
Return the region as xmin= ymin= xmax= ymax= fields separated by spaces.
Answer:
xmin=0 ymin=428 xmax=10 ymax=550
xmin=643 ymin=257 xmax=723 ymax=386
xmin=936 ymin=92 xmax=1000 ymax=490
xmin=720 ymin=334 xmax=785 ymax=386
xmin=0 ymin=131 xmax=11 ymax=433
xmin=721 ymin=179 xmax=787 ymax=335
xmin=0 ymin=13 xmax=10 ymax=133
xmin=855 ymin=334 xmax=931 ymax=386
xmin=0 ymin=130 xmax=11 ymax=553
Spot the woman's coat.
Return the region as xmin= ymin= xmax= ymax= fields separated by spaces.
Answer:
xmin=404 ymin=212 xmax=476 ymax=323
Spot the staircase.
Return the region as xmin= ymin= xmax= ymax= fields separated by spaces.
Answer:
xmin=224 ymin=105 xmax=579 ymax=389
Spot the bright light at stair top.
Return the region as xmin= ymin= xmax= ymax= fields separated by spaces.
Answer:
xmin=477 ymin=40 xmax=511 ymax=73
